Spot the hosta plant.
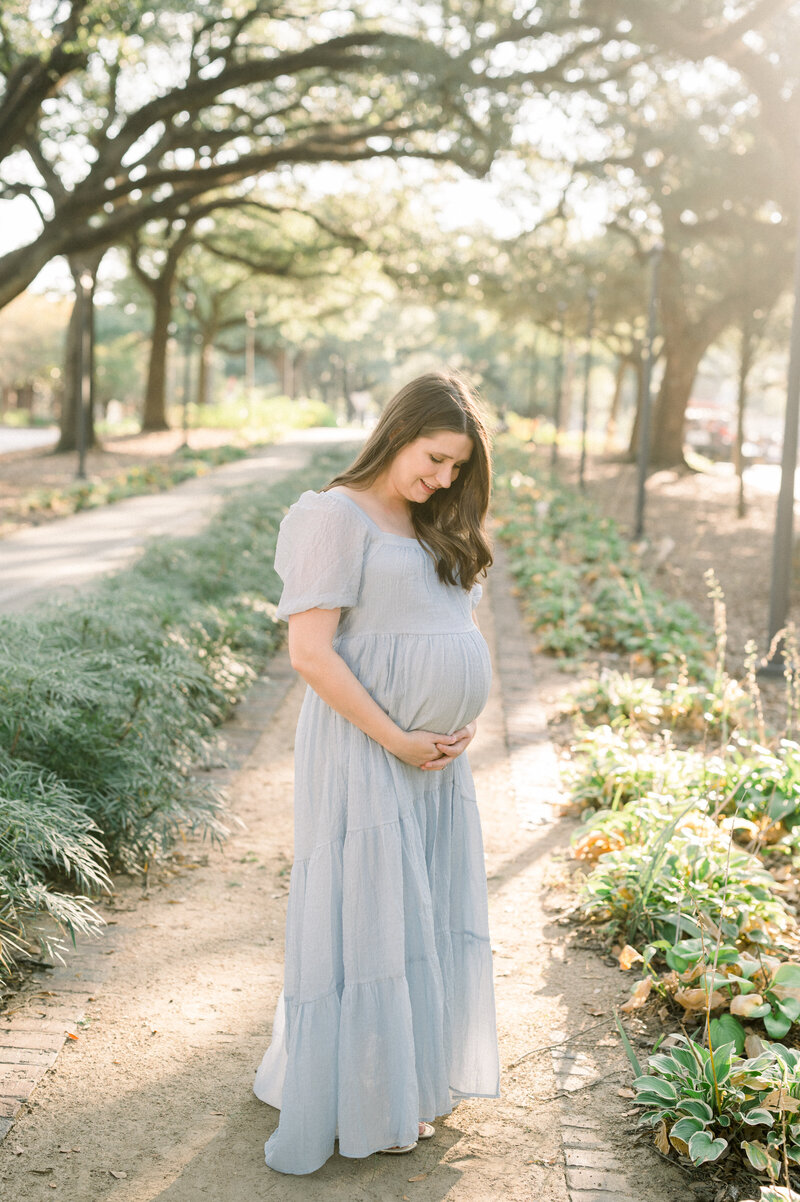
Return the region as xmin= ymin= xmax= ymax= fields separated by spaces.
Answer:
xmin=629 ymin=1034 xmax=800 ymax=1175
xmin=637 ymin=940 xmax=800 ymax=1044
xmin=581 ymin=820 xmax=791 ymax=949
xmin=565 ymin=670 xmax=752 ymax=741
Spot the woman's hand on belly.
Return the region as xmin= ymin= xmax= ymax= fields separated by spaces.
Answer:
xmin=423 ymin=721 xmax=477 ymax=769
xmin=393 ymin=728 xmax=459 ymax=771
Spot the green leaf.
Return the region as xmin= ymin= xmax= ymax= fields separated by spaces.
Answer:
xmin=633 ymin=1075 xmax=678 ymax=1102
xmin=744 ymin=1002 xmax=773 ymax=1019
xmin=710 ymin=1014 xmax=745 ymax=1054
xmin=613 ymin=1009 xmax=642 ymax=1078
xmin=648 ymin=1053 xmax=685 ymax=1077
xmin=775 ymin=996 xmax=800 ymax=1023
xmin=764 ymin=1010 xmax=793 ymax=1040
xmin=670 ymin=1117 xmax=706 ymax=1143
xmin=715 ymin=947 xmax=741 ymax=965
xmin=635 ymin=1091 xmax=678 ymax=1111
xmin=772 ymin=964 xmax=800 ymax=988
xmin=742 ymin=1139 xmax=772 ymax=1172
xmin=677 ymin=1099 xmax=714 ymax=1121
xmin=741 ymin=1108 xmax=775 ymax=1127
xmin=704 ymin=1044 xmax=734 ymax=1088
xmin=688 ymin=1130 xmax=728 ymax=1165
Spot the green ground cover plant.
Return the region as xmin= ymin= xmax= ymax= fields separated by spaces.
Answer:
xmin=494 ymin=429 xmax=800 ymax=1187
xmin=492 ymin=437 xmax=711 ymax=674
xmin=0 ymin=441 xmax=354 ymax=983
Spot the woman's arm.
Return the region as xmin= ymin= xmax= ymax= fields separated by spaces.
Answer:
xmin=287 ymin=608 xmax=457 ymax=771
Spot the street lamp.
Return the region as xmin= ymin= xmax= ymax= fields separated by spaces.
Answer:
xmin=760 ymin=200 xmax=800 ymax=676
xmin=182 ymin=290 xmax=195 ymax=449
xmin=245 ymin=309 xmax=256 ymax=401
xmin=75 ymin=268 xmax=95 ymax=480
xmin=550 ymin=300 xmax=567 ymax=480
xmin=578 ymin=288 xmax=597 ymax=491
xmin=528 ymin=326 xmax=541 ymax=418
xmin=633 ymin=242 xmax=663 ymax=540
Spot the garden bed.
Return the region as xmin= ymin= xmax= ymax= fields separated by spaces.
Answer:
xmin=493 ymin=431 xmax=800 ymax=1202
xmin=0 ymin=441 xmax=353 ymax=993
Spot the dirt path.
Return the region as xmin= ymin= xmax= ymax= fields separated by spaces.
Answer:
xmin=0 ymin=428 xmax=360 ymax=614
xmin=0 ymin=547 xmax=687 ymax=1202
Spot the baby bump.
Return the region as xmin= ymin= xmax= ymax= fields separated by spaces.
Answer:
xmin=339 ymin=629 xmax=492 ymax=736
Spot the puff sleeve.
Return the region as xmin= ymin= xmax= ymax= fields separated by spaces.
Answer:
xmin=469 ymin=580 xmax=483 ymax=610
xmin=273 ymin=490 xmax=369 ymax=620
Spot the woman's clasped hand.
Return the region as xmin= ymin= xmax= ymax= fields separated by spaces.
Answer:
xmin=397 ymin=721 xmax=477 ymax=771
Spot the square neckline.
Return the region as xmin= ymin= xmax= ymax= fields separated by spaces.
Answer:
xmin=325 ymin=489 xmax=422 ymax=544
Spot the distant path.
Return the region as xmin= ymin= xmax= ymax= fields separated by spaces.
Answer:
xmin=0 ymin=426 xmax=59 ymax=455
xmin=0 ymin=427 xmax=363 ymax=614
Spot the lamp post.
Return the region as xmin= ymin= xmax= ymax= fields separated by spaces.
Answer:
xmin=75 ymin=267 xmax=95 ymax=480
xmin=550 ymin=300 xmax=567 ymax=480
xmin=578 ymin=288 xmax=597 ymax=491
xmin=760 ymin=201 xmax=800 ymax=675
xmin=245 ymin=309 xmax=256 ymax=402
xmin=182 ymin=290 xmax=195 ymax=449
xmin=633 ymin=243 xmax=663 ymax=540
xmin=528 ymin=326 xmax=541 ymax=418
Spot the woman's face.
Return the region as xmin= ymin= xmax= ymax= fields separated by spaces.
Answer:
xmin=386 ymin=430 xmax=474 ymax=505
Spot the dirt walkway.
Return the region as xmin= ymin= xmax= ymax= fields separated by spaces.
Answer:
xmin=0 ymin=428 xmax=360 ymax=614
xmin=0 ymin=531 xmax=692 ymax=1202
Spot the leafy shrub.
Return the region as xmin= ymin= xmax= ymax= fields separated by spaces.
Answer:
xmin=580 ymin=816 xmax=791 ymax=949
xmin=566 ymin=669 xmax=753 ymax=740
xmin=0 ymin=443 xmax=355 ymax=978
xmin=491 ymin=439 xmax=712 ymax=675
xmin=0 ymin=752 xmax=110 ymax=967
xmin=631 ymin=1034 xmax=800 ymax=1179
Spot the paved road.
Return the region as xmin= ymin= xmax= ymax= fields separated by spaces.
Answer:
xmin=0 ymin=427 xmax=363 ymax=614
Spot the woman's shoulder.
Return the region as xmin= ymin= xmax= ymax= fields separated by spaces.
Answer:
xmin=278 ymin=488 xmax=371 ymax=546
xmin=287 ymin=487 xmax=354 ymax=512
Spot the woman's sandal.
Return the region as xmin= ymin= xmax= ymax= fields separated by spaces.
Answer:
xmin=379 ymin=1122 xmax=435 ymax=1154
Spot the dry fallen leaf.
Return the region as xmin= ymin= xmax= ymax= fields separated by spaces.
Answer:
xmin=621 ymin=977 xmax=653 ymax=1012
xmin=617 ymin=1087 xmax=636 ymax=1098
xmin=109 ymin=1170 xmax=128 ymax=1179
xmin=762 ymin=1089 xmax=800 ymax=1112
xmin=618 ymin=944 xmax=644 ymax=971
xmin=731 ymin=992 xmax=765 ymax=1017
xmin=655 ymin=1120 xmax=670 ymax=1156
xmin=12 ymin=1145 xmax=24 ymax=1156
xmin=66 ymin=1031 xmax=79 ymax=1040
xmin=674 ymin=987 xmax=726 ymax=1012
xmin=408 ymin=1173 xmax=427 ymax=1182
xmin=745 ymin=1034 xmax=765 ymax=1058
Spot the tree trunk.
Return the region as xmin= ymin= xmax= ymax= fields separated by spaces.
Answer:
xmin=196 ymin=326 xmax=218 ymax=407
xmin=141 ymin=279 xmax=173 ymax=431
xmin=605 ymin=354 xmax=628 ymax=451
xmin=649 ymin=339 xmax=707 ymax=467
xmin=56 ymin=268 xmax=98 ymax=453
xmin=735 ymin=314 xmax=756 ymax=518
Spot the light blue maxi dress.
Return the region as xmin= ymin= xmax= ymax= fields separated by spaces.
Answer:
xmin=253 ymin=489 xmax=500 ymax=1175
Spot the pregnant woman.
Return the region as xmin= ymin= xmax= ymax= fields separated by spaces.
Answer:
xmin=253 ymin=369 xmax=500 ymax=1174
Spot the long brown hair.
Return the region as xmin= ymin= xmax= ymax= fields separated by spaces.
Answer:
xmin=324 ymin=369 xmax=493 ymax=589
